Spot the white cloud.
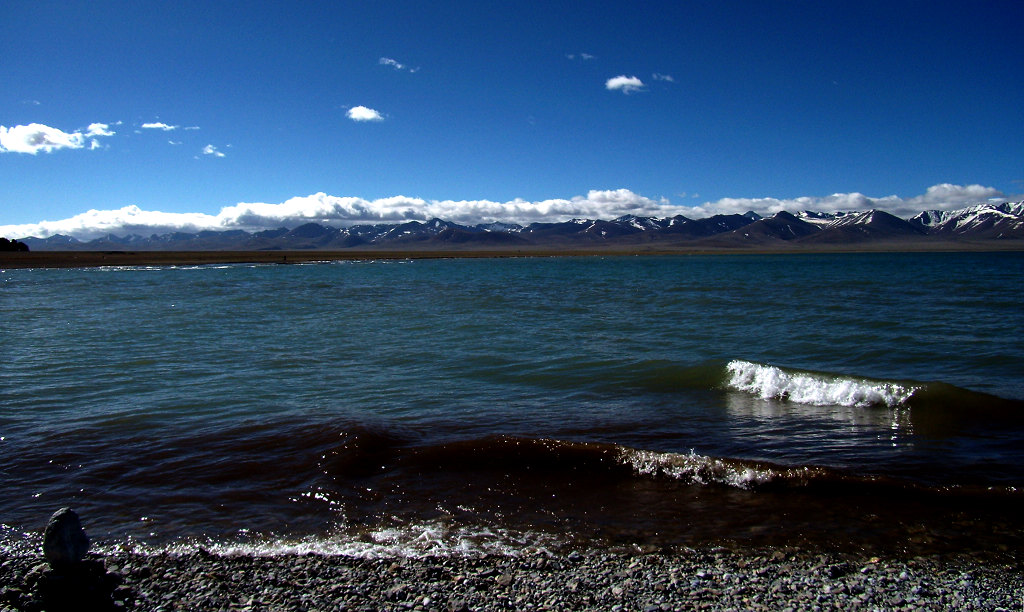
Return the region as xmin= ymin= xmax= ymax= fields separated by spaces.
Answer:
xmin=202 ymin=144 xmax=225 ymax=157
xmin=379 ymin=57 xmax=419 ymax=73
xmin=567 ymin=53 xmax=595 ymax=61
xmin=86 ymin=123 xmax=115 ymax=137
xmin=0 ymin=189 xmax=675 ymax=240
xmin=2 ymin=184 xmax=1017 ymax=241
xmin=0 ymin=205 xmax=222 ymax=241
xmin=141 ymin=122 xmax=178 ymax=131
xmin=347 ymin=106 xmax=384 ymax=122
xmin=652 ymin=73 xmax=674 ymax=82
xmin=216 ymin=189 xmax=676 ymax=230
xmin=904 ymin=183 xmax=1005 ymax=210
xmin=605 ymin=75 xmax=645 ymax=94
xmin=0 ymin=122 xmax=116 ymax=154
xmin=685 ymin=184 xmax=1011 ymax=219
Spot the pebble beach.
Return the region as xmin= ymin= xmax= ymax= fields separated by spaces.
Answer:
xmin=3 ymin=547 xmax=1023 ymax=611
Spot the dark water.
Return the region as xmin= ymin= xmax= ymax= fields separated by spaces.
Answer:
xmin=2 ymin=253 xmax=1023 ymax=557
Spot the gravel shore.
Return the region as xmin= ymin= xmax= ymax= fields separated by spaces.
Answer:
xmin=2 ymin=547 xmax=1022 ymax=611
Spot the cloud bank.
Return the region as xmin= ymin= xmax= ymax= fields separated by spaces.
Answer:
xmin=688 ymin=183 xmax=1008 ymax=219
xmin=1 ymin=184 xmax=1015 ymax=241
xmin=2 ymin=190 xmax=671 ymax=240
xmin=0 ymin=122 xmax=116 ymax=154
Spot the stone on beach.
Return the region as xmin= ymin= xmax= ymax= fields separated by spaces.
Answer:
xmin=42 ymin=507 xmax=90 ymax=569
xmin=20 ymin=509 xmax=126 ymax=611
xmin=3 ymin=546 xmax=1022 ymax=611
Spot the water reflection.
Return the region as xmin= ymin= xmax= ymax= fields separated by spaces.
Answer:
xmin=721 ymin=391 xmax=917 ymax=456
xmin=723 ymin=390 xmax=911 ymax=429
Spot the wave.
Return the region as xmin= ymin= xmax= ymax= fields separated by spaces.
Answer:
xmin=6 ymin=426 xmax=1022 ymax=558
xmin=724 ymin=359 xmax=917 ymax=408
xmin=620 ymin=447 xmax=831 ymax=489
xmin=475 ymin=356 xmax=1019 ymax=413
xmin=720 ymin=359 xmax=1024 ymax=424
xmin=93 ymin=523 xmax=565 ymax=559
xmin=386 ymin=435 xmax=826 ymax=490
xmin=330 ymin=433 xmax=957 ymax=494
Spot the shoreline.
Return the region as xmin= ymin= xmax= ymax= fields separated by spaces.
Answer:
xmin=2 ymin=241 xmax=1023 ymax=269
xmin=2 ymin=546 xmax=1021 ymax=610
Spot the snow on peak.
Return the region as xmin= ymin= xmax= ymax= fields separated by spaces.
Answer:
xmin=924 ymin=201 xmax=1024 ymax=233
xmin=824 ymin=209 xmax=876 ymax=229
xmin=795 ymin=210 xmax=849 ymax=227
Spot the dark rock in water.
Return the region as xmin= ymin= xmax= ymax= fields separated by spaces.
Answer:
xmin=43 ymin=507 xmax=90 ymax=569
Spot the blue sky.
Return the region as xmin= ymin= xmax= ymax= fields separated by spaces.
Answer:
xmin=2 ymin=1 xmax=1022 ymax=238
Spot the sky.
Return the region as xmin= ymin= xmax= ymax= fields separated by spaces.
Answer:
xmin=1 ymin=0 xmax=1022 ymax=239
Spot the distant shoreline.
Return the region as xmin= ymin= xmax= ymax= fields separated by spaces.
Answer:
xmin=2 ymin=242 xmax=1023 ymax=269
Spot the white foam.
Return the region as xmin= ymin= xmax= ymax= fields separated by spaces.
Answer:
xmin=618 ymin=448 xmax=826 ymax=489
xmin=621 ymin=448 xmax=772 ymax=488
xmin=95 ymin=522 xmax=561 ymax=559
xmin=725 ymin=360 xmax=916 ymax=408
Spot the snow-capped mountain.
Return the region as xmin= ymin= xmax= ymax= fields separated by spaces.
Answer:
xmin=795 ymin=210 xmax=845 ymax=226
xmin=13 ymin=202 xmax=1024 ymax=251
xmin=799 ymin=210 xmax=926 ymax=244
xmin=911 ymin=201 xmax=1024 ymax=239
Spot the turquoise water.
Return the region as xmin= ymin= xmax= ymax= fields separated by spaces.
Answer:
xmin=2 ymin=253 xmax=1023 ymax=556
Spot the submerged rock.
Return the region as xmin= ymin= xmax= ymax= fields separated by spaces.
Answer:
xmin=43 ymin=507 xmax=90 ymax=569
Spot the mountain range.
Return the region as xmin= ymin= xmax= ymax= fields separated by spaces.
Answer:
xmin=16 ymin=201 xmax=1024 ymax=251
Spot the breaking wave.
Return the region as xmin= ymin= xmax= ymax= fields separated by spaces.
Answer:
xmin=724 ymin=359 xmax=918 ymax=408
xmin=619 ymin=448 xmax=830 ymax=489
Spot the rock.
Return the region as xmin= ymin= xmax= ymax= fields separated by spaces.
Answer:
xmin=448 ymin=599 xmax=469 ymax=612
xmin=43 ymin=508 xmax=90 ymax=569
xmin=826 ymin=562 xmax=853 ymax=578
xmin=5 ymin=545 xmax=1022 ymax=611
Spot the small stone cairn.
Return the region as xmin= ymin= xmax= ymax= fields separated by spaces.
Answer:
xmin=17 ymin=508 xmax=125 ymax=611
xmin=43 ymin=507 xmax=91 ymax=569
